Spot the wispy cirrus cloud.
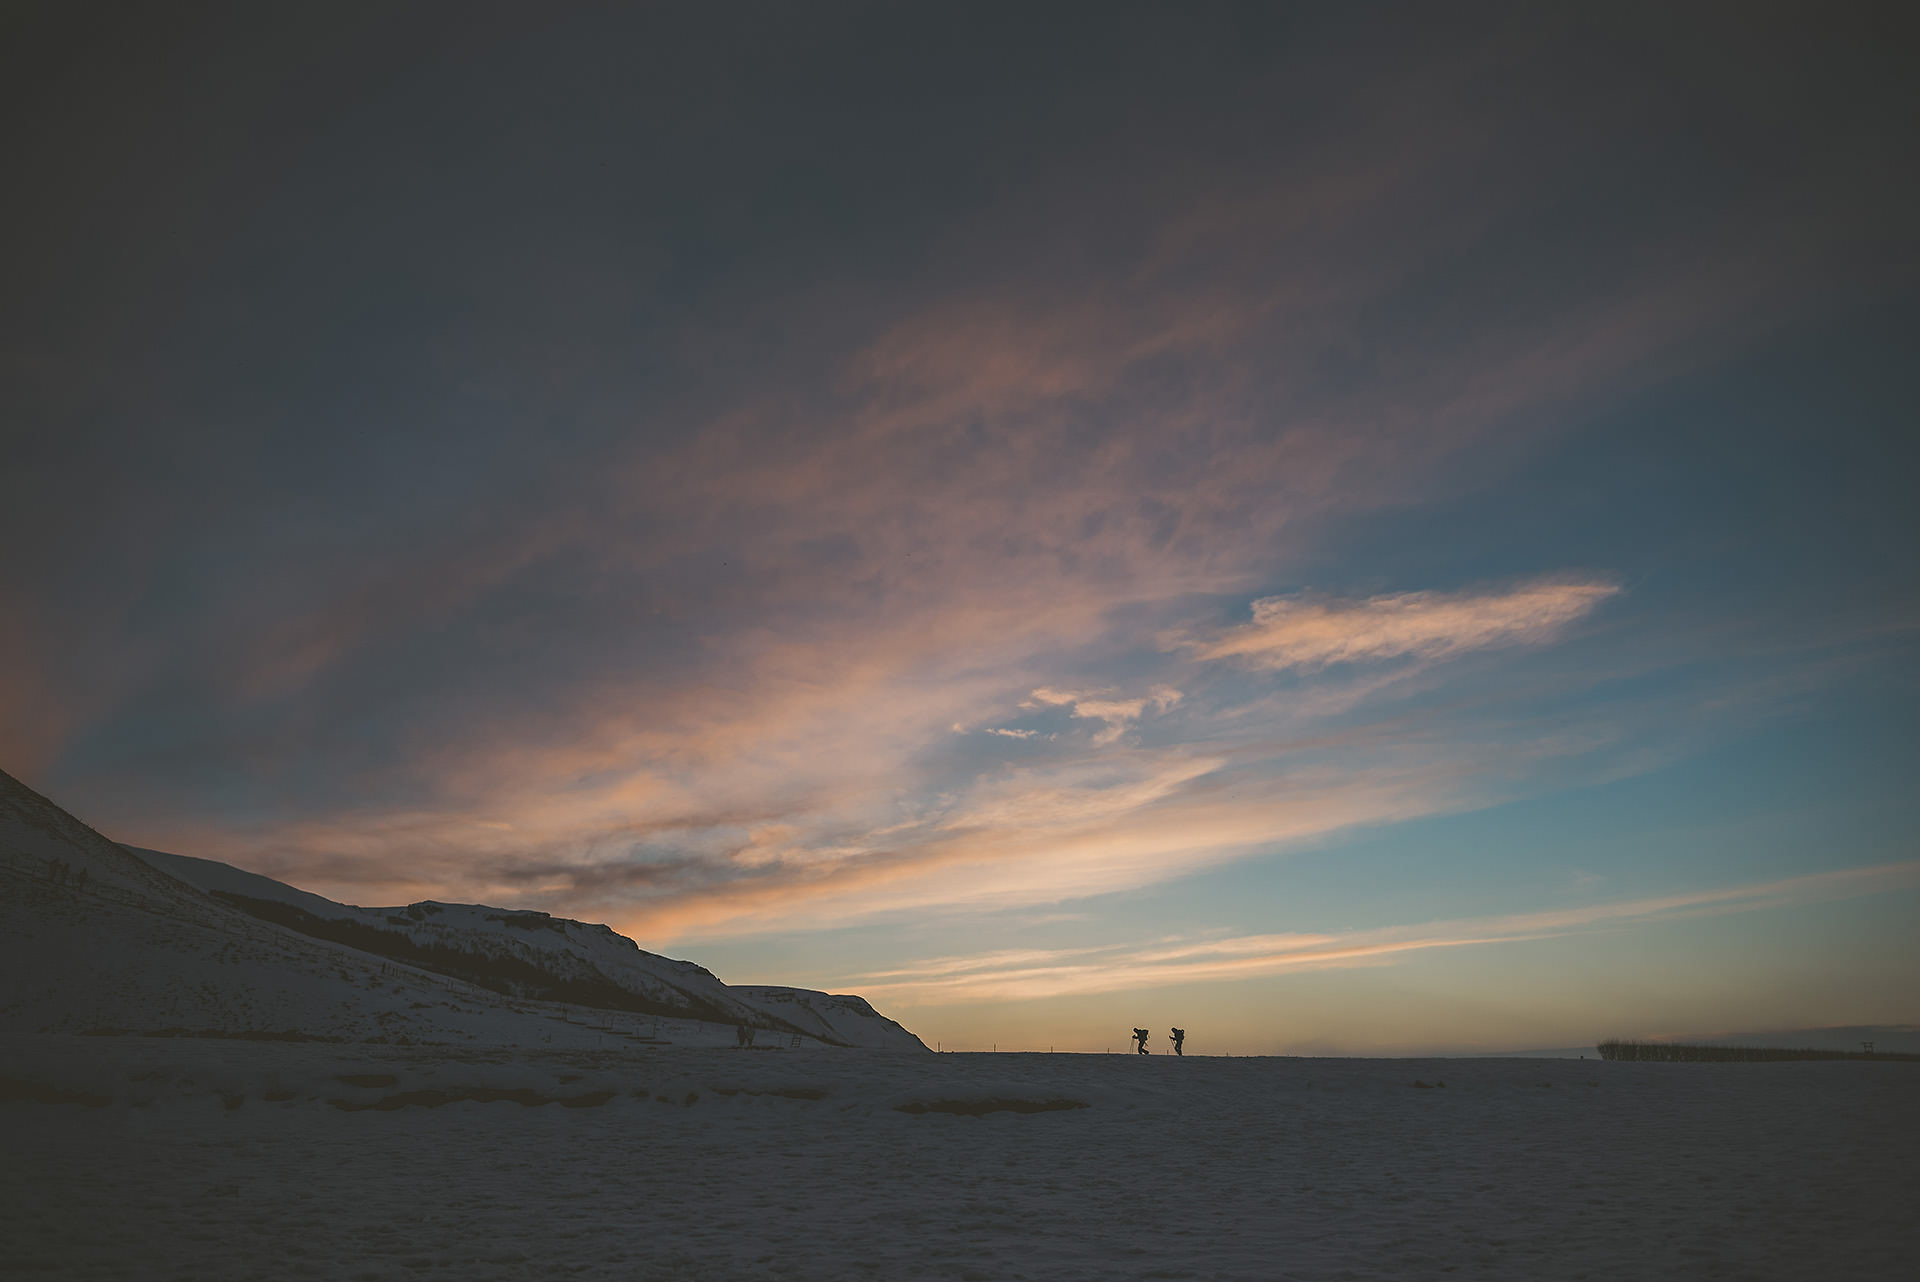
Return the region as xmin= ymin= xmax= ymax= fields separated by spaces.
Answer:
xmin=1178 ymin=579 xmax=1621 ymax=672
xmin=111 ymin=565 xmax=1868 ymax=946
xmin=846 ymin=861 xmax=1920 ymax=1003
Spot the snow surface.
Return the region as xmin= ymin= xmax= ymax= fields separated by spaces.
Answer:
xmin=5 ymin=1034 xmax=1916 ymax=1280
xmin=7 ymin=770 xmax=1916 ymax=1277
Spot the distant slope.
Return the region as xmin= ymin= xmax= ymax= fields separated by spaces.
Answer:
xmin=731 ymin=987 xmax=927 ymax=1053
xmin=131 ymin=847 xmax=803 ymax=1033
xmin=127 ymin=847 xmax=354 ymax=921
xmin=129 ymin=847 xmax=926 ymax=1050
xmin=0 ymin=768 xmax=926 ymax=1050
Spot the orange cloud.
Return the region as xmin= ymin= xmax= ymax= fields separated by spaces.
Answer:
xmin=1025 ymin=685 xmax=1182 ymax=744
xmin=1182 ymin=580 xmax=1621 ymax=671
xmin=607 ymin=746 xmax=1503 ymax=943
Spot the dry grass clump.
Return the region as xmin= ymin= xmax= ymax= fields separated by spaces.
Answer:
xmin=894 ymin=1098 xmax=1087 ymax=1116
xmin=329 ymin=1086 xmax=617 ymax=1110
xmin=0 ymin=1075 xmax=110 ymax=1107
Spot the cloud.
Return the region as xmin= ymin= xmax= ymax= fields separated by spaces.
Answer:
xmin=845 ymin=861 xmax=1920 ymax=1003
xmin=1028 ymin=685 xmax=1182 ymax=744
xmin=1181 ymin=579 xmax=1620 ymax=672
xmin=114 ymin=593 xmax=1872 ymax=948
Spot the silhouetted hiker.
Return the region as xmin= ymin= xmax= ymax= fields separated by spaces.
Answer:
xmin=736 ymin=1024 xmax=750 ymax=1047
xmin=1171 ymin=1027 xmax=1185 ymax=1056
xmin=1132 ymin=1028 xmax=1150 ymax=1054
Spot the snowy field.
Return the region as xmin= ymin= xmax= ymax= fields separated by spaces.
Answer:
xmin=6 ymin=1036 xmax=1915 ymax=1281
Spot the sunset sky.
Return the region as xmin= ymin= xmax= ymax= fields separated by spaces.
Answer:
xmin=4 ymin=3 xmax=1915 ymax=1053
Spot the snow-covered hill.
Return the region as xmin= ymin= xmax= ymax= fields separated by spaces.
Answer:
xmin=130 ymin=844 xmax=926 ymax=1050
xmin=0 ymin=768 xmax=925 ymax=1051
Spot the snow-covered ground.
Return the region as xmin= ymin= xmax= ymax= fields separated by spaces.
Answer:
xmin=5 ymin=1035 xmax=1914 ymax=1281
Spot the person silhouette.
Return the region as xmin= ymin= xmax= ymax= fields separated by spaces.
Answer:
xmin=1170 ymin=1027 xmax=1185 ymax=1056
xmin=1132 ymin=1027 xmax=1150 ymax=1055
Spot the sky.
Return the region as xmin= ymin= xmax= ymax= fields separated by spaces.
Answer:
xmin=3 ymin=2 xmax=1916 ymax=1054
